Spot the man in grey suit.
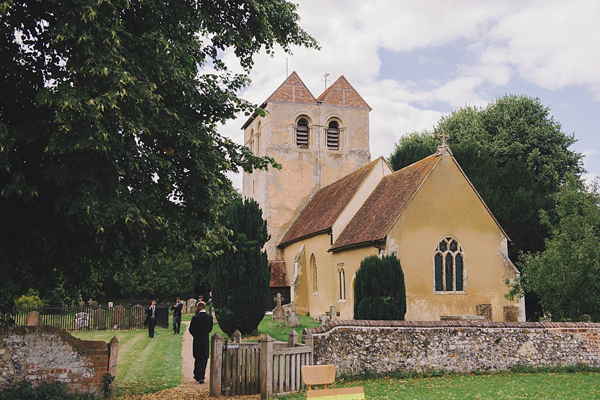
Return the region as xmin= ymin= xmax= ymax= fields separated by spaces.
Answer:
xmin=189 ymin=301 xmax=213 ymax=383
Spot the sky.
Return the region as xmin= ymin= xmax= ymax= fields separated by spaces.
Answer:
xmin=217 ymin=0 xmax=599 ymax=190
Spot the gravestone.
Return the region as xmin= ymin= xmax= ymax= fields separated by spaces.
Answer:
xmin=75 ymin=312 xmax=89 ymax=329
xmin=503 ymin=306 xmax=520 ymax=322
xmin=130 ymin=304 xmax=145 ymax=328
xmin=108 ymin=302 xmax=113 ymax=308
xmin=325 ymin=306 xmax=337 ymax=322
xmin=476 ymin=304 xmax=493 ymax=322
xmin=187 ymin=298 xmax=196 ymax=314
xmin=110 ymin=305 xmax=126 ymax=329
xmin=285 ymin=302 xmax=300 ymax=327
xmin=272 ymin=293 xmax=285 ymax=322
xmin=91 ymin=309 xmax=107 ymax=330
xmin=25 ymin=311 xmax=40 ymax=327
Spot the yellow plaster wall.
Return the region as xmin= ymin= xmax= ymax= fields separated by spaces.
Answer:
xmin=386 ymin=152 xmax=523 ymax=321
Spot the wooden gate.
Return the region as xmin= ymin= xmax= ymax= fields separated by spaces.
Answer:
xmin=210 ymin=330 xmax=313 ymax=398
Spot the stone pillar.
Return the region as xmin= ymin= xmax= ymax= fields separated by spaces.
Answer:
xmin=503 ymin=306 xmax=520 ymax=322
xmin=476 ymin=304 xmax=493 ymax=322
xmin=260 ymin=334 xmax=274 ymax=399
xmin=210 ymin=334 xmax=223 ymax=397
xmin=108 ymin=337 xmax=119 ymax=399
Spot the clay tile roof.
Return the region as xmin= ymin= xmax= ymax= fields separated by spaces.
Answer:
xmin=269 ymin=260 xmax=288 ymax=287
xmin=316 ymin=75 xmax=372 ymax=110
xmin=330 ymin=154 xmax=441 ymax=251
xmin=278 ymin=158 xmax=381 ymax=247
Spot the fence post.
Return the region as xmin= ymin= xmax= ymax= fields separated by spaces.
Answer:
xmin=260 ymin=334 xmax=274 ymax=399
xmin=210 ymin=333 xmax=223 ymax=397
xmin=288 ymin=330 xmax=298 ymax=347
xmin=302 ymin=331 xmax=314 ymax=364
xmin=108 ymin=337 xmax=119 ymax=399
xmin=233 ymin=329 xmax=242 ymax=344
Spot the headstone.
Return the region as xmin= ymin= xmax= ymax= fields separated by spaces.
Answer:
xmin=329 ymin=306 xmax=336 ymax=322
xmin=25 ymin=311 xmax=40 ymax=327
xmin=91 ymin=308 xmax=107 ymax=330
xmin=75 ymin=312 xmax=90 ymax=329
xmin=187 ymin=298 xmax=196 ymax=314
xmin=108 ymin=302 xmax=114 ymax=308
xmin=476 ymin=304 xmax=493 ymax=322
xmin=130 ymin=304 xmax=145 ymax=328
xmin=320 ymin=315 xmax=327 ymax=326
xmin=503 ymin=306 xmax=520 ymax=322
xmin=110 ymin=305 xmax=126 ymax=329
xmin=272 ymin=293 xmax=285 ymax=322
xmin=286 ymin=311 xmax=300 ymax=327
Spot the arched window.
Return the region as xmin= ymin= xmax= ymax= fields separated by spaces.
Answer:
xmin=327 ymin=121 xmax=339 ymax=150
xmin=337 ymin=264 xmax=346 ymax=300
xmin=434 ymin=237 xmax=465 ymax=292
xmin=310 ymin=254 xmax=317 ymax=293
xmin=296 ymin=118 xmax=309 ymax=148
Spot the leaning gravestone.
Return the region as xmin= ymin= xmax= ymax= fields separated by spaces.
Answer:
xmin=187 ymin=298 xmax=196 ymax=314
xmin=130 ymin=304 xmax=146 ymax=329
xmin=286 ymin=303 xmax=300 ymax=327
xmin=272 ymin=293 xmax=285 ymax=322
xmin=110 ymin=305 xmax=126 ymax=329
xmin=25 ymin=311 xmax=40 ymax=327
xmin=91 ymin=308 xmax=107 ymax=330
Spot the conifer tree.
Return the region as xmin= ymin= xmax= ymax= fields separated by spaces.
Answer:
xmin=354 ymin=255 xmax=406 ymax=320
xmin=212 ymin=198 xmax=270 ymax=336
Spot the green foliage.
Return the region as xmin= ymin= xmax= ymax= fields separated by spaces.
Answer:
xmin=0 ymin=380 xmax=98 ymax=400
xmin=354 ymin=255 xmax=406 ymax=320
xmin=14 ymin=289 xmax=44 ymax=309
xmin=388 ymin=95 xmax=582 ymax=262
xmin=0 ymin=0 xmax=317 ymax=312
xmin=212 ymin=198 xmax=270 ymax=336
xmin=508 ymin=177 xmax=600 ymax=321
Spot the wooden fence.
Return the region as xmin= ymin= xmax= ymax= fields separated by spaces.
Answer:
xmin=6 ymin=305 xmax=169 ymax=331
xmin=209 ymin=330 xmax=314 ymax=399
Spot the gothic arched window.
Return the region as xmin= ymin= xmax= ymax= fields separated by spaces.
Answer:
xmin=434 ymin=237 xmax=465 ymax=292
xmin=327 ymin=121 xmax=339 ymax=150
xmin=296 ymin=118 xmax=309 ymax=148
xmin=337 ymin=264 xmax=346 ymax=300
xmin=310 ymin=254 xmax=317 ymax=293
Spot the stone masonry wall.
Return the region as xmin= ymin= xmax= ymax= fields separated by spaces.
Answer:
xmin=304 ymin=321 xmax=600 ymax=376
xmin=0 ymin=326 xmax=118 ymax=395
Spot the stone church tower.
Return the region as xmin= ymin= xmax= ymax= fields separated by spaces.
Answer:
xmin=242 ymin=72 xmax=371 ymax=260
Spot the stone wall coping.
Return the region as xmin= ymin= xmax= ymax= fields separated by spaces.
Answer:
xmin=303 ymin=320 xmax=600 ymax=336
xmin=1 ymin=325 xmax=111 ymax=352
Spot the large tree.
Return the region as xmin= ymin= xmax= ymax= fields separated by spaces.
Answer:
xmin=0 ymin=0 xmax=317 ymax=313
xmin=211 ymin=198 xmax=270 ymax=336
xmin=389 ymin=95 xmax=583 ymax=261
xmin=508 ymin=177 xmax=600 ymax=321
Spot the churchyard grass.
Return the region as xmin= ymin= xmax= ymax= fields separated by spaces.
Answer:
xmin=269 ymin=372 xmax=600 ymax=399
xmin=72 ymin=327 xmax=183 ymax=396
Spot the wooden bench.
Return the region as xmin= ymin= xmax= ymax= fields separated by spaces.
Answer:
xmin=301 ymin=365 xmax=364 ymax=399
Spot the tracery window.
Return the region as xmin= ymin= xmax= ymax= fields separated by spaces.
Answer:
xmin=434 ymin=237 xmax=464 ymax=292
xmin=310 ymin=254 xmax=317 ymax=293
xmin=296 ymin=118 xmax=309 ymax=148
xmin=327 ymin=121 xmax=339 ymax=150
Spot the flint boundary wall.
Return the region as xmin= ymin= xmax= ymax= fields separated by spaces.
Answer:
xmin=0 ymin=326 xmax=118 ymax=396
xmin=303 ymin=321 xmax=600 ymax=376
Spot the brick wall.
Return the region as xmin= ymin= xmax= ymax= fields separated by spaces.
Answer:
xmin=0 ymin=326 xmax=118 ymax=396
xmin=303 ymin=321 xmax=600 ymax=376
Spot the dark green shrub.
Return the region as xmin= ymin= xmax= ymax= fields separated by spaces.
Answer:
xmin=354 ymin=255 xmax=406 ymax=320
xmin=212 ymin=198 xmax=270 ymax=336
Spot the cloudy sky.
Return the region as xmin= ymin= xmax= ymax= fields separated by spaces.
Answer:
xmin=218 ymin=0 xmax=599 ymax=189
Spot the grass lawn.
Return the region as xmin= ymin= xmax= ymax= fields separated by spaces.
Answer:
xmin=269 ymin=372 xmax=600 ymax=399
xmin=73 ymin=313 xmax=320 ymax=397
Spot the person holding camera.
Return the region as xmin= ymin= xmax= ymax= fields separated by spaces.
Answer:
xmin=172 ymin=297 xmax=183 ymax=335
xmin=144 ymin=300 xmax=158 ymax=338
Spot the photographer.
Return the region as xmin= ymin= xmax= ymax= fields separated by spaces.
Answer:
xmin=171 ymin=297 xmax=183 ymax=335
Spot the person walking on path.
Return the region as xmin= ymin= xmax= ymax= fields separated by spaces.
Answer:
xmin=172 ymin=297 xmax=183 ymax=334
xmin=144 ymin=300 xmax=158 ymax=338
xmin=189 ymin=301 xmax=213 ymax=384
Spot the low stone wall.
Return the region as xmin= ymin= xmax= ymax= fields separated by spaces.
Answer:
xmin=0 ymin=326 xmax=118 ymax=395
xmin=303 ymin=321 xmax=600 ymax=376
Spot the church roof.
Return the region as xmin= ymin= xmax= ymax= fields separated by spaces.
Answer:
xmin=278 ymin=158 xmax=382 ymax=247
xmin=316 ymin=75 xmax=372 ymax=110
xmin=269 ymin=260 xmax=289 ymax=287
xmin=330 ymin=154 xmax=441 ymax=251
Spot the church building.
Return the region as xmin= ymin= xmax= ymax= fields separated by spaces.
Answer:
xmin=242 ymin=72 xmax=525 ymax=322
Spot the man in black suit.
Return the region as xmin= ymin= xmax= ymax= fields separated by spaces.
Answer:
xmin=189 ymin=301 xmax=213 ymax=384
xmin=172 ymin=297 xmax=183 ymax=334
xmin=144 ymin=300 xmax=158 ymax=338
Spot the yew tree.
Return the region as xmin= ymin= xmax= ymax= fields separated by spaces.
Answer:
xmin=0 ymin=0 xmax=317 ymax=313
